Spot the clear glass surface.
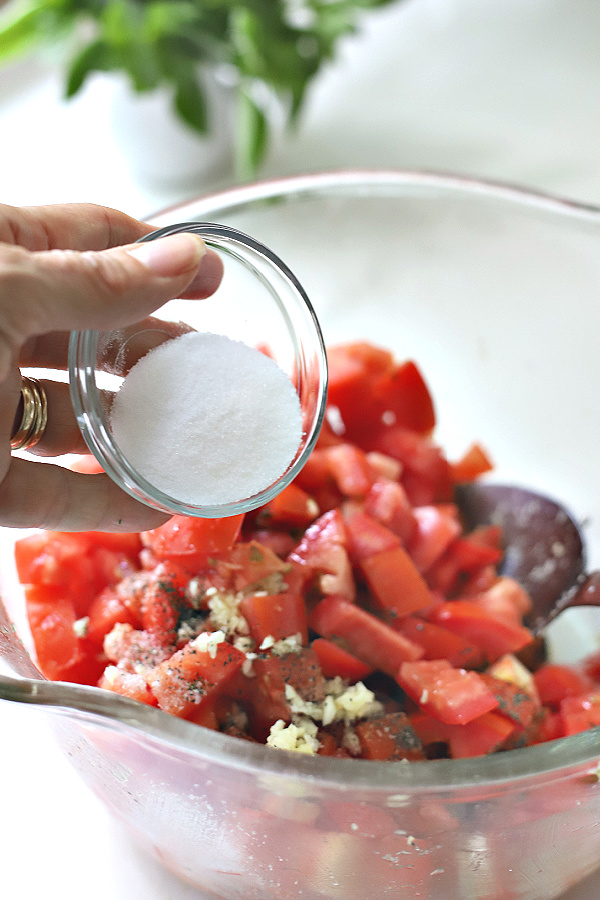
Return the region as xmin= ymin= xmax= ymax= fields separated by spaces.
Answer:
xmin=2 ymin=171 xmax=600 ymax=900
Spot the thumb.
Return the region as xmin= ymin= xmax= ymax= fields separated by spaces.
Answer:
xmin=0 ymin=232 xmax=222 ymax=377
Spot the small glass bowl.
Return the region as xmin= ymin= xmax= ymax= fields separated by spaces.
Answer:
xmin=68 ymin=222 xmax=328 ymax=518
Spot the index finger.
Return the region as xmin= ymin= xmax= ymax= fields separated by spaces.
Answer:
xmin=0 ymin=202 xmax=154 ymax=252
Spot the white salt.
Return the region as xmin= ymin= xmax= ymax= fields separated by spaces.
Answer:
xmin=110 ymin=332 xmax=303 ymax=507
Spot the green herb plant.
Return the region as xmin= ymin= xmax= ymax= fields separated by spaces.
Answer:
xmin=0 ymin=0 xmax=399 ymax=177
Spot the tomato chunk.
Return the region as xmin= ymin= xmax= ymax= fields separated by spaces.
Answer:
xmin=149 ymin=634 xmax=245 ymax=718
xmin=141 ymin=514 xmax=244 ymax=575
xmin=427 ymin=599 xmax=533 ymax=662
xmin=397 ymin=659 xmax=499 ymax=725
xmin=310 ymin=595 xmax=423 ymax=677
xmin=360 ymin=543 xmax=434 ymax=618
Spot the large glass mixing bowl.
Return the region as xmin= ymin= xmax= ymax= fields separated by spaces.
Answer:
xmin=1 ymin=170 xmax=600 ymax=900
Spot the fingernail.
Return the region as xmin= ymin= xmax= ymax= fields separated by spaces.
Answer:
xmin=183 ymin=248 xmax=225 ymax=298
xmin=127 ymin=233 xmax=206 ymax=277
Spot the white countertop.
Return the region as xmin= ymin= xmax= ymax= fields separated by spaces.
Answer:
xmin=3 ymin=1 xmax=600 ymax=897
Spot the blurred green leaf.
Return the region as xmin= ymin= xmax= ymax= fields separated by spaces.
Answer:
xmin=0 ymin=0 xmax=403 ymax=174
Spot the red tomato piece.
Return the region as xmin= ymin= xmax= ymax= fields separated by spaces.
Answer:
xmin=533 ymin=664 xmax=594 ymax=710
xmin=148 ymin=635 xmax=245 ymax=719
xmin=364 ymin=426 xmax=453 ymax=505
xmin=86 ymin=585 xmax=140 ymax=646
xmin=364 ymin=479 xmax=416 ymax=545
xmin=140 ymin=563 xmax=189 ymax=647
xmin=311 ymin=637 xmax=373 ymax=682
xmin=371 ymin=359 xmax=436 ymax=435
xmin=98 ymin=666 xmax=158 ymax=706
xmin=449 ymin=443 xmax=494 ymax=483
xmin=221 ymin=540 xmax=292 ymax=593
xmin=141 ymin=514 xmax=244 ymax=575
xmin=324 ymin=443 xmax=376 ymax=498
xmin=427 ymin=599 xmax=533 ymax=662
xmin=289 ymin=509 xmax=355 ymax=601
xmin=406 ymin=505 xmax=462 ymax=573
xmin=397 ymin=659 xmax=499 ymax=725
xmin=360 ymin=544 xmax=434 ymax=618
xmin=479 ymin=673 xmax=537 ymax=730
xmin=25 ymin=584 xmax=104 ymax=684
xmin=444 ymin=711 xmax=517 ymax=758
xmin=343 ymin=508 xmax=400 ymax=562
xmin=354 ymin=712 xmax=425 ymax=761
xmin=560 ymin=692 xmax=600 ymax=736
xmin=393 ymin=616 xmax=485 ymax=670
xmin=310 ymin=595 xmax=423 ymax=677
xmin=240 ymin=591 xmax=308 ymax=645
xmin=257 ymin=483 xmax=320 ymax=528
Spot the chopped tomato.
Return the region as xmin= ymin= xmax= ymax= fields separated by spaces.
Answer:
xmin=256 ymin=483 xmax=320 ymax=528
xmin=240 ymin=591 xmax=308 ymax=645
xmin=148 ymin=635 xmax=245 ymax=718
xmin=560 ymin=693 xmax=600 ymax=736
xmin=311 ymin=637 xmax=373 ymax=682
xmin=141 ymin=514 xmax=244 ymax=575
xmin=16 ymin=340 xmax=581 ymax=764
xmin=406 ymin=505 xmax=462 ymax=573
xmin=364 ymin=479 xmax=416 ymax=544
xmin=289 ymin=509 xmax=355 ymax=601
xmin=397 ymin=659 xmax=499 ymax=725
xmin=342 ymin=508 xmax=400 ymax=562
xmin=354 ymin=712 xmax=425 ymax=761
xmin=220 ymin=540 xmax=291 ymax=593
xmin=449 ymin=443 xmax=494 ymax=482
xmin=533 ymin=664 xmax=594 ymax=710
xmin=323 ymin=443 xmax=376 ymax=498
xmin=427 ymin=599 xmax=533 ymax=662
xmin=479 ymin=673 xmax=538 ymax=730
xmin=360 ymin=543 xmax=434 ymax=618
xmin=310 ymin=595 xmax=423 ymax=677
xmin=392 ymin=615 xmax=485 ymax=669
xmin=25 ymin=584 xmax=104 ymax=684
xmin=444 ymin=711 xmax=517 ymax=758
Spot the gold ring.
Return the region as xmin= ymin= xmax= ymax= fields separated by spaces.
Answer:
xmin=10 ymin=376 xmax=48 ymax=451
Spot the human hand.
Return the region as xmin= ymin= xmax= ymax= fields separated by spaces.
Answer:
xmin=0 ymin=202 xmax=224 ymax=532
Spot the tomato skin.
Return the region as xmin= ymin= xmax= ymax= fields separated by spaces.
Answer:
xmin=311 ymin=637 xmax=373 ymax=682
xmin=406 ymin=505 xmax=462 ymax=573
xmin=392 ymin=615 xmax=485 ymax=670
xmin=449 ymin=443 xmax=494 ymax=482
xmin=354 ymin=712 xmax=425 ymax=761
xmin=240 ymin=591 xmax=308 ymax=645
xmin=397 ymin=659 xmax=499 ymax=725
xmin=364 ymin=479 xmax=416 ymax=544
xmin=256 ymin=483 xmax=320 ymax=529
xmin=310 ymin=595 xmax=423 ymax=677
xmin=343 ymin=509 xmax=400 ymax=562
xmin=560 ymin=693 xmax=600 ymax=736
xmin=25 ymin=584 xmax=105 ymax=684
xmin=149 ymin=637 xmax=245 ymax=719
xmin=533 ymin=664 xmax=594 ymax=710
xmin=427 ymin=599 xmax=533 ymax=662
xmin=141 ymin=514 xmax=244 ymax=575
xmin=289 ymin=509 xmax=355 ymax=602
xmin=360 ymin=543 xmax=434 ymax=618
xmin=86 ymin=586 xmax=140 ymax=646
xmin=444 ymin=711 xmax=517 ymax=758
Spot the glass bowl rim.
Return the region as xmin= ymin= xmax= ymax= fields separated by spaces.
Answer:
xmin=32 ymin=168 xmax=600 ymax=793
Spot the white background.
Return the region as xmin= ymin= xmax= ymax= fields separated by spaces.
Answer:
xmin=2 ymin=0 xmax=600 ymax=897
